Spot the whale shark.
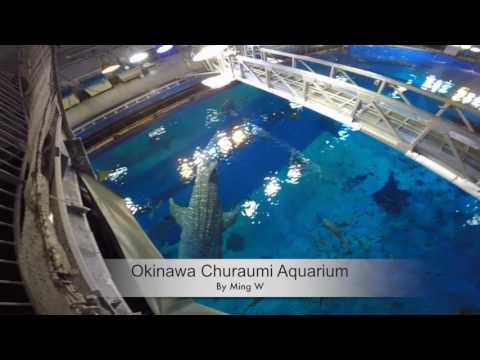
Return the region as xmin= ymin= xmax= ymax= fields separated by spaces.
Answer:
xmin=169 ymin=157 xmax=240 ymax=258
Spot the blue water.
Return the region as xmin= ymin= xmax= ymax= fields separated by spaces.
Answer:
xmin=90 ymin=46 xmax=480 ymax=314
xmin=311 ymin=45 xmax=480 ymax=127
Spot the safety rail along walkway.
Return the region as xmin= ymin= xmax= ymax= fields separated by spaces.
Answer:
xmin=217 ymin=47 xmax=480 ymax=199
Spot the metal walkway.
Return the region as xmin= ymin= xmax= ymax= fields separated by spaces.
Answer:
xmin=0 ymin=70 xmax=34 ymax=314
xmin=218 ymin=47 xmax=480 ymax=199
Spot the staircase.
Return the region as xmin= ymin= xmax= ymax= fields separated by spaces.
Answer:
xmin=0 ymin=70 xmax=34 ymax=315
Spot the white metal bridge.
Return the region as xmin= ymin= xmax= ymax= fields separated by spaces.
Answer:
xmin=215 ymin=47 xmax=480 ymax=199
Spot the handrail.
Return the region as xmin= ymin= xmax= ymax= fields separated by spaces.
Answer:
xmin=226 ymin=50 xmax=480 ymax=198
xmin=72 ymin=76 xmax=201 ymax=135
xmin=234 ymin=55 xmax=480 ymax=147
xmin=260 ymin=48 xmax=480 ymax=120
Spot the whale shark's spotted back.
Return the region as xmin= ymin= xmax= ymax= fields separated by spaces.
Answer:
xmin=169 ymin=159 xmax=240 ymax=258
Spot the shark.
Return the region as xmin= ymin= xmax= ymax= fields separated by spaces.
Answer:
xmin=321 ymin=217 xmax=350 ymax=253
xmin=169 ymin=157 xmax=240 ymax=258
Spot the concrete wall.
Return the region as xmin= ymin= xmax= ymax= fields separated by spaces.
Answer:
xmin=65 ymin=48 xmax=207 ymax=129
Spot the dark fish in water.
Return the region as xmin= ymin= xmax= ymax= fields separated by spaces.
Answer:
xmin=456 ymin=307 xmax=480 ymax=315
xmin=391 ymin=301 xmax=404 ymax=310
xmin=353 ymin=174 xmax=369 ymax=183
xmin=288 ymin=151 xmax=309 ymax=167
xmin=322 ymin=218 xmax=343 ymax=238
xmin=226 ymin=233 xmax=245 ymax=252
xmin=244 ymin=298 xmax=263 ymax=313
xmin=322 ymin=218 xmax=349 ymax=251
xmin=220 ymin=99 xmax=236 ymax=114
xmin=164 ymin=214 xmax=174 ymax=222
xmin=314 ymin=236 xmax=328 ymax=248
xmin=344 ymin=173 xmax=370 ymax=190
xmin=372 ymin=172 xmax=410 ymax=214
xmin=169 ymin=157 xmax=241 ymax=258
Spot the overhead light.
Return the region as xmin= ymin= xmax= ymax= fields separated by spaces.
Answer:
xmin=193 ymin=45 xmax=229 ymax=62
xmin=460 ymin=45 xmax=472 ymax=50
xmin=156 ymin=45 xmax=174 ymax=54
xmin=470 ymin=47 xmax=480 ymax=53
xmin=101 ymin=63 xmax=121 ymax=74
xmin=129 ymin=52 xmax=149 ymax=63
xmin=201 ymin=73 xmax=234 ymax=89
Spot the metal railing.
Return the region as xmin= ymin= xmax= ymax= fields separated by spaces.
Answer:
xmin=260 ymin=48 xmax=480 ymax=127
xmin=72 ymin=76 xmax=202 ymax=137
xmin=220 ymin=47 xmax=480 ymax=199
xmin=17 ymin=45 xmax=133 ymax=314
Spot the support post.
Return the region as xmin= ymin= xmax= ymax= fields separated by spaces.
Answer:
xmin=303 ymin=79 xmax=308 ymax=101
xmin=435 ymin=103 xmax=449 ymax=117
xmin=351 ymin=97 xmax=362 ymax=119
xmin=455 ymin=108 xmax=475 ymax=133
xmin=445 ymin=134 xmax=468 ymax=177
xmin=329 ymin=66 xmax=335 ymax=78
xmin=377 ymin=80 xmax=386 ymax=94
xmin=408 ymin=126 xmax=431 ymax=151
xmin=372 ymin=101 xmax=402 ymax=141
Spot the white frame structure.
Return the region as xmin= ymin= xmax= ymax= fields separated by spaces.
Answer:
xmin=216 ymin=47 xmax=480 ymax=199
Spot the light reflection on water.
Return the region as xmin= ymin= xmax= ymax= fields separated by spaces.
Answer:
xmin=176 ymin=122 xmax=253 ymax=182
xmin=124 ymin=197 xmax=141 ymax=215
xmin=316 ymin=45 xmax=480 ymax=114
xmin=91 ymin=46 xmax=480 ymax=314
xmin=263 ymin=175 xmax=282 ymax=201
xmin=102 ymin=166 xmax=128 ymax=184
xmin=286 ymin=163 xmax=303 ymax=185
xmin=205 ymin=108 xmax=221 ymax=127
xmin=241 ymin=200 xmax=260 ymax=224
xmin=148 ymin=126 xmax=166 ymax=140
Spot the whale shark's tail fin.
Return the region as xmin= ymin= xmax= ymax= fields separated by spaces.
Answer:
xmin=169 ymin=198 xmax=191 ymax=228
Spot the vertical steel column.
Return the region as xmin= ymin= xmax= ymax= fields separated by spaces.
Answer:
xmin=455 ymin=108 xmax=475 ymax=133
xmin=445 ymin=134 xmax=468 ymax=177
xmin=265 ymin=65 xmax=271 ymax=88
xmin=303 ymin=78 xmax=308 ymax=101
xmin=329 ymin=66 xmax=335 ymax=78
xmin=377 ymin=80 xmax=386 ymax=94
